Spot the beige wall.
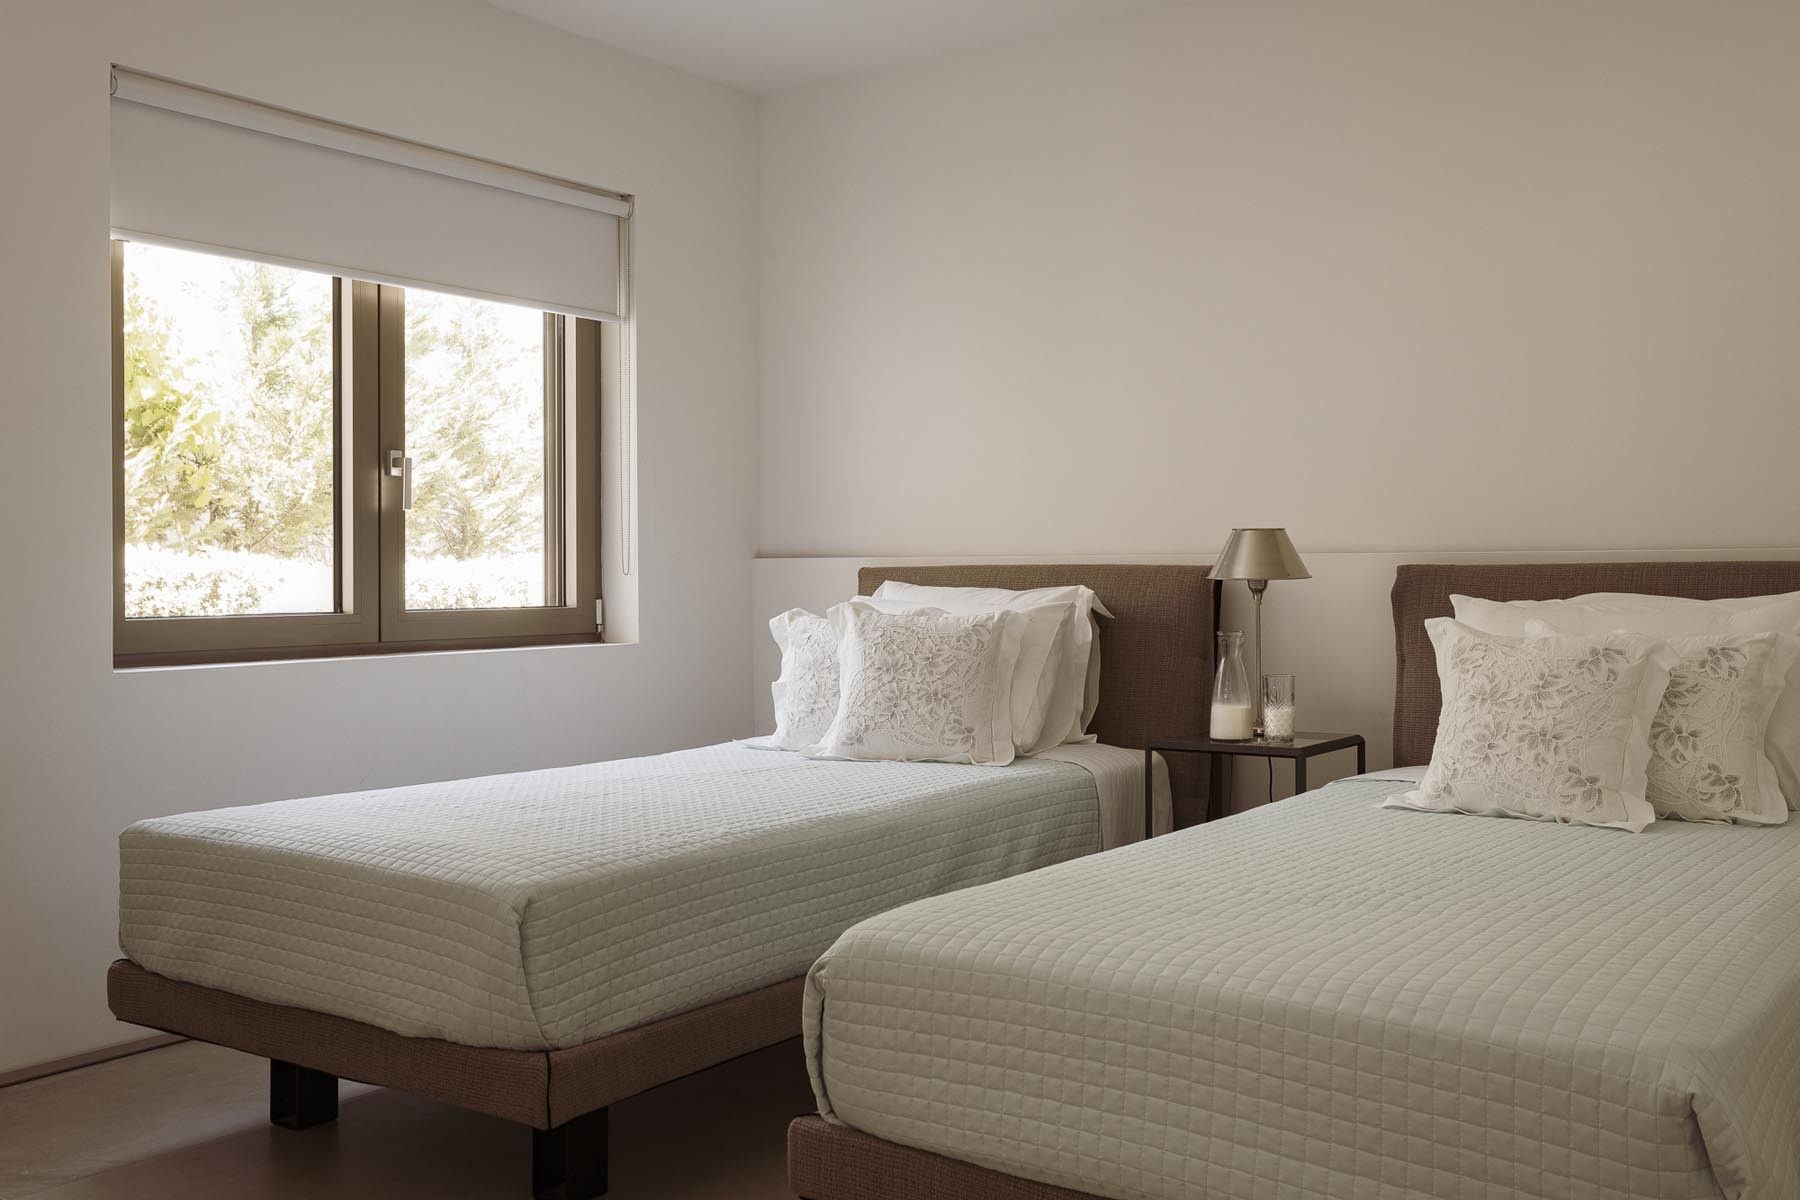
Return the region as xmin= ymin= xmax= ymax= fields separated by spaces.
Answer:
xmin=0 ymin=0 xmax=758 ymax=1072
xmin=759 ymin=0 xmax=1800 ymax=558
xmin=751 ymin=1 xmax=1800 ymax=812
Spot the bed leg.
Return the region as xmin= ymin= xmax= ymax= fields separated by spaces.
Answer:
xmin=269 ymin=1059 xmax=338 ymax=1130
xmin=532 ymin=1106 xmax=608 ymax=1199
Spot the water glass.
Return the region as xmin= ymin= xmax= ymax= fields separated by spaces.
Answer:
xmin=1262 ymin=674 xmax=1296 ymax=742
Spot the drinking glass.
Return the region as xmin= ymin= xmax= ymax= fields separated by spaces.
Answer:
xmin=1262 ymin=674 xmax=1296 ymax=742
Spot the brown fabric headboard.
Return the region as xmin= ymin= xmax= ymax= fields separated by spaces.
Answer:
xmin=857 ymin=564 xmax=1221 ymax=825
xmin=1392 ymin=560 xmax=1800 ymax=767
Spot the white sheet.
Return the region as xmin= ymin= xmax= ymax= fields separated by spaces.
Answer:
xmin=120 ymin=741 xmax=1154 ymax=1050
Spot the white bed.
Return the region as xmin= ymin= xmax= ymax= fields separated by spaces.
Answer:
xmin=121 ymin=740 xmax=1168 ymax=1051
xmin=803 ymin=770 xmax=1800 ymax=1200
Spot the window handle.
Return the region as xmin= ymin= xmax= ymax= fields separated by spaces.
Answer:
xmin=387 ymin=449 xmax=413 ymax=511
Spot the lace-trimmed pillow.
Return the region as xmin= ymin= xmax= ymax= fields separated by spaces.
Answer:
xmin=764 ymin=609 xmax=840 ymax=751
xmin=816 ymin=601 xmax=1023 ymax=765
xmin=1384 ymin=620 xmax=1676 ymax=832
xmin=1525 ymin=621 xmax=1796 ymax=825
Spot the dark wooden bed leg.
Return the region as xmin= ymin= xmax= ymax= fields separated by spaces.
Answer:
xmin=532 ymin=1106 xmax=608 ymax=1199
xmin=269 ymin=1059 xmax=338 ymax=1130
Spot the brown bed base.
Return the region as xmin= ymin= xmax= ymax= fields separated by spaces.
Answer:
xmin=108 ymin=959 xmax=803 ymax=1199
xmin=789 ymin=558 xmax=1800 ymax=1200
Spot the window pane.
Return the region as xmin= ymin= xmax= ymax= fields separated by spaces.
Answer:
xmin=121 ymin=242 xmax=335 ymax=617
xmin=402 ymin=289 xmax=549 ymax=610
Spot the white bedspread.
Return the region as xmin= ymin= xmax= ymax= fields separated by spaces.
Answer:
xmin=119 ymin=742 xmax=1147 ymax=1051
xmin=805 ymin=777 xmax=1800 ymax=1200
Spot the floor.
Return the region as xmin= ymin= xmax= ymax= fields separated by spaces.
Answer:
xmin=0 ymin=1037 xmax=817 ymax=1199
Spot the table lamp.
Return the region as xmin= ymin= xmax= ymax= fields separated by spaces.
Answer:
xmin=1209 ymin=528 xmax=1310 ymax=737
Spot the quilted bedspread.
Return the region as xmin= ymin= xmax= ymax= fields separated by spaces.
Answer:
xmin=120 ymin=743 xmax=1114 ymax=1050
xmin=805 ymin=777 xmax=1800 ymax=1200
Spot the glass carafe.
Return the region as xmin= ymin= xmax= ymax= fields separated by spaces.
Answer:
xmin=1211 ymin=631 xmax=1253 ymax=740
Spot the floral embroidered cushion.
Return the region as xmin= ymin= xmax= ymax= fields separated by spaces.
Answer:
xmin=870 ymin=582 xmax=1112 ymax=747
xmin=1450 ymin=593 xmax=1800 ymax=812
xmin=1384 ymin=620 xmax=1676 ymax=832
xmin=1525 ymin=622 xmax=1796 ymax=825
xmin=765 ymin=608 xmax=841 ymax=751
xmin=817 ymin=601 xmax=1022 ymax=765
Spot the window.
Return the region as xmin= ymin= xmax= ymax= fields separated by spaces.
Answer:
xmin=113 ymin=239 xmax=601 ymax=664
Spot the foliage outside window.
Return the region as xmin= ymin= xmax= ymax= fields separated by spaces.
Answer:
xmin=113 ymin=239 xmax=601 ymax=664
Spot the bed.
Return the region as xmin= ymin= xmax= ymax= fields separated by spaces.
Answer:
xmin=106 ymin=562 xmax=1218 ymax=1200
xmin=790 ymin=560 xmax=1800 ymax=1200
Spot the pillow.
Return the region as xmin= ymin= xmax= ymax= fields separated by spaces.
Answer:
xmin=870 ymin=582 xmax=1112 ymax=744
xmin=850 ymin=593 xmax=1074 ymax=756
xmin=1451 ymin=591 xmax=1800 ymax=638
xmin=1526 ymin=621 xmax=1796 ymax=825
xmin=1454 ymin=592 xmax=1800 ymax=811
xmin=765 ymin=609 xmax=839 ymax=751
xmin=1384 ymin=619 xmax=1676 ymax=832
xmin=817 ymin=601 xmax=1023 ymax=765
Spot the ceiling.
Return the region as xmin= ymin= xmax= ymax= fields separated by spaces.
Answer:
xmin=485 ymin=0 xmax=1179 ymax=94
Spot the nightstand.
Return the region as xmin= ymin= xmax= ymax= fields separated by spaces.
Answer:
xmin=1144 ymin=732 xmax=1366 ymax=831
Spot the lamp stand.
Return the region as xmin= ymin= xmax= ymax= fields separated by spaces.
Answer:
xmin=1248 ymin=579 xmax=1268 ymax=738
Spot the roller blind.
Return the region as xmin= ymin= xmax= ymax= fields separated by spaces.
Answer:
xmin=109 ymin=68 xmax=630 ymax=322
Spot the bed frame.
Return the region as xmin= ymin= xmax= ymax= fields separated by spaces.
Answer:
xmin=107 ymin=563 xmax=1218 ymax=1200
xmin=787 ymin=558 xmax=1800 ymax=1200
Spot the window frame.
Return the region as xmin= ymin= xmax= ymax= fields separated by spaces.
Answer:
xmin=112 ymin=239 xmax=602 ymax=667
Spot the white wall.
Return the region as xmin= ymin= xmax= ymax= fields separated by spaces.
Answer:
xmin=753 ymin=1 xmax=1800 ymax=811
xmin=759 ymin=0 xmax=1800 ymax=559
xmin=0 ymin=0 xmax=759 ymax=1073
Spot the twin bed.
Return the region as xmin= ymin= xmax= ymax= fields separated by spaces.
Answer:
xmin=790 ymin=560 xmax=1800 ymax=1200
xmin=106 ymin=563 xmax=1215 ymax=1199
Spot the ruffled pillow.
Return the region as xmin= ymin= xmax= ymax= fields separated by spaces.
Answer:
xmin=764 ymin=609 xmax=839 ymax=751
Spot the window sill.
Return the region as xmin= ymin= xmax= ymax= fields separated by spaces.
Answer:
xmin=113 ymin=630 xmax=608 ymax=671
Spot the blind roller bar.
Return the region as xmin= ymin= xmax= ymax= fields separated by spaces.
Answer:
xmin=110 ymin=67 xmax=632 ymax=220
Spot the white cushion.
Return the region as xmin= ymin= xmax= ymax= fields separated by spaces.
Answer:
xmin=1384 ymin=620 xmax=1675 ymax=832
xmin=817 ymin=601 xmax=1023 ymax=765
xmin=765 ymin=609 xmax=838 ymax=752
xmin=871 ymin=582 xmax=1112 ymax=745
xmin=856 ymin=591 xmax=1073 ymax=755
xmin=1454 ymin=592 xmax=1800 ymax=811
xmin=1451 ymin=591 xmax=1800 ymax=637
xmin=1525 ymin=621 xmax=1795 ymax=825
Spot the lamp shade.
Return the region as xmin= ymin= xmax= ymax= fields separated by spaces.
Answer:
xmin=1209 ymin=528 xmax=1311 ymax=582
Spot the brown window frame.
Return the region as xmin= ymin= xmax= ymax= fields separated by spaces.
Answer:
xmin=112 ymin=239 xmax=602 ymax=667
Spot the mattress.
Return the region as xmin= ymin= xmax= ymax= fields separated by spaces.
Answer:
xmin=119 ymin=742 xmax=1152 ymax=1051
xmin=805 ymin=775 xmax=1800 ymax=1200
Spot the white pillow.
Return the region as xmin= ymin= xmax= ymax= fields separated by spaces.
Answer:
xmin=850 ymin=594 xmax=1073 ymax=756
xmin=1384 ymin=620 xmax=1676 ymax=832
xmin=870 ymin=582 xmax=1112 ymax=745
xmin=1451 ymin=592 xmax=1800 ymax=637
xmin=1526 ymin=620 xmax=1795 ymax=825
xmin=765 ymin=609 xmax=839 ymax=752
xmin=1454 ymin=592 xmax=1800 ymax=811
xmin=817 ymin=601 xmax=1023 ymax=765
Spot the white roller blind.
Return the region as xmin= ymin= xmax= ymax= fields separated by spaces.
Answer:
xmin=109 ymin=68 xmax=629 ymax=322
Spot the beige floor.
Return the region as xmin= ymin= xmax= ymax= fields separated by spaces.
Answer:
xmin=0 ymin=1037 xmax=817 ymax=1199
